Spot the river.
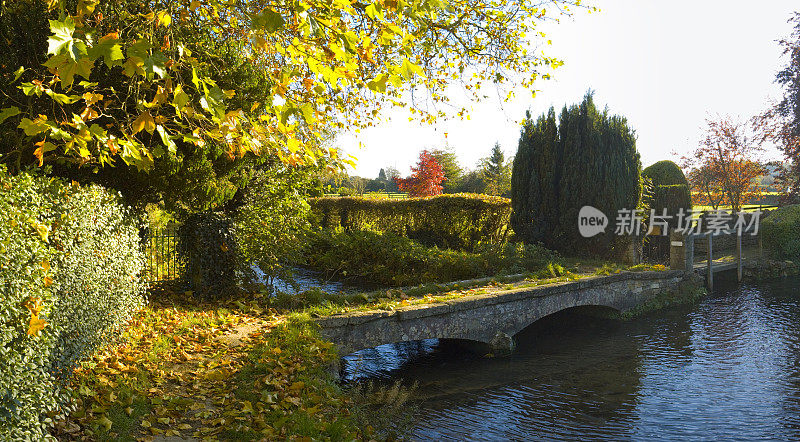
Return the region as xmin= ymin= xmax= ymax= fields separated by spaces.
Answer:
xmin=342 ymin=276 xmax=800 ymax=440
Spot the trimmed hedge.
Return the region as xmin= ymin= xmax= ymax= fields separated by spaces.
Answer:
xmin=642 ymin=160 xmax=688 ymax=186
xmin=0 ymin=169 xmax=146 ymax=438
xmin=762 ymin=204 xmax=800 ymax=261
xmin=650 ymin=184 xmax=692 ymax=226
xmin=642 ymin=184 xmax=692 ymax=262
xmin=308 ymin=194 xmax=511 ymax=250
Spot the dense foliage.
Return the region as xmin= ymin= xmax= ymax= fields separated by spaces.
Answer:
xmin=642 ymin=161 xmax=688 ymax=187
xmin=0 ymin=0 xmax=589 ymax=185
xmin=430 ymin=148 xmax=464 ymax=193
xmin=0 ymin=169 xmax=145 ymax=438
xmin=306 ymin=230 xmax=560 ymax=286
xmin=479 ymin=143 xmax=512 ymax=196
xmin=236 ymin=166 xmax=313 ymax=289
xmin=762 ymin=204 xmax=800 ymax=261
xmin=511 ymin=93 xmax=642 ymax=258
xmin=178 ymin=211 xmax=239 ymax=299
xmin=309 ymin=193 xmax=511 ymax=250
xmin=649 ymin=185 xmax=692 ymax=226
xmin=642 ymin=160 xmax=692 ymax=228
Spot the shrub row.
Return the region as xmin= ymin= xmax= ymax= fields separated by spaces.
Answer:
xmin=308 ymin=194 xmax=512 ymax=251
xmin=305 ymin=230 xmax=560 ymax=286
xmin=0 ymin=169 xmax=146 ymax=438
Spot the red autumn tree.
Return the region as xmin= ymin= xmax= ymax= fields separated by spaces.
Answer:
xmin=394 ymin=150 xmax=446 ymax=197
xmin=682 ymin=116 xmax=765 ymax=212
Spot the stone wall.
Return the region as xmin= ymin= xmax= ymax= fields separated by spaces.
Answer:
xmin=316 ymin=270 xmax=698 ymax=356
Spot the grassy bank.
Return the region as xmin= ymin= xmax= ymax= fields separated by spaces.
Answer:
xmin=278 ymin=261 xmax=668 ymax=320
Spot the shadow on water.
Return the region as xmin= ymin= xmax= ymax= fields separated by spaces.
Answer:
xmin=343 ymin=276 xmax=800 ymax=440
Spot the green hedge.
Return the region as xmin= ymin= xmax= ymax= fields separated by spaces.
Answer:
xmin=308 ymin=194 xmax=512 ymax=250
xmin=178 ymin=211 xmax=240 ymax=300
xmin=650 ymin=184 xmax=692 ymax=226
xmin=0 ymin=169 xmax=146 ymax=438
xmin=306 ymin=230 xmax=560 ymax=286
xmin=642 ymin=160 xmax=687 ymax=186
xmin=762 ymin=205 xmax=800 ymax=261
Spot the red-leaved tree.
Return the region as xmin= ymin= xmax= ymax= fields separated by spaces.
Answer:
xmin=394 ymin=150 xmax=446 ymax=197
xmin=683 ymin=117 xmax=765 ymax=212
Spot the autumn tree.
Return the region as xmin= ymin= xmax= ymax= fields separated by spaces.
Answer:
xmin=756 ymin=12 xmax=800 ymax=203
xmin=0 ymin=0 xmax=592 ymax=206
xmin=683 ymin=117 xmax=765 ymax=212
xmin=394 ymin=150 xmax=445 ymax=197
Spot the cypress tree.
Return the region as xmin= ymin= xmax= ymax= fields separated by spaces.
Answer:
xmin=511 ymin=92 xmax=642 ymax=258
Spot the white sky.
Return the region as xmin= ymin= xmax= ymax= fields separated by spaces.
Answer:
xmin=336 ymin=0 xmax=798 ymax=178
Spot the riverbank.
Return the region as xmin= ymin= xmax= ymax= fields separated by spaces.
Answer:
xmin=51 ymin=262 xmax=666 ymax=439
xmin=55 ymin=260 xmax=797 ymax=439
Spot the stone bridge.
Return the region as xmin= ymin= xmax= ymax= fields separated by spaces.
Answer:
xmin=315 ymin=270 xmax=697 ymax=355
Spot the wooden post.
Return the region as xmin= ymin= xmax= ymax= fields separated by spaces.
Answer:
xmin=758 ymin=232 xmax=764 ymax=258
xmin=707 ymin=233 xmax=713 ymax=291
xmin=737 ymin=232 xmax=743 ymax=282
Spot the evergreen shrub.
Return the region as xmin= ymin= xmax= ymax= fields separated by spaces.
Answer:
xmin=762 ymin=204 xmax=800 ymax=261
xmin=178 ymin=211 xmax=239 ymax=299
xmin=0 ymin=168 xmax=145 ymax=438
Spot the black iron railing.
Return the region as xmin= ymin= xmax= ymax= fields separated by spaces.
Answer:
xmin=143 ymin=225 xmax=181 ymax=283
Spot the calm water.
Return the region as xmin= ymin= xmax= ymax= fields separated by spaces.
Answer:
xmin=343 ymin=276 xmax=800 ymax=440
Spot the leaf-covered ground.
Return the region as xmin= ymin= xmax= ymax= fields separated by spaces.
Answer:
xmin=52 ymin=289 xmax=367 ymax=441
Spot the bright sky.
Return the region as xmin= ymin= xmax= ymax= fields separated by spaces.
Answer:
xmin=336 ymin=0 xmax=798 ymax=178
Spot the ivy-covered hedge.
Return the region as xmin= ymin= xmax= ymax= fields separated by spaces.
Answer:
xmin=308 ymin=194 xmax=512 ymax=250
xmin=0 ymin=169 xmax=146 ymax=439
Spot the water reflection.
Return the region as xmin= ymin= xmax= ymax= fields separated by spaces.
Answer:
xmin=343 ymin=277 xmax=800 ymax=440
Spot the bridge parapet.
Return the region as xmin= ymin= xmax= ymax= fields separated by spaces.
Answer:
xmin=316 ymin=270 xmax=696 ymax=356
